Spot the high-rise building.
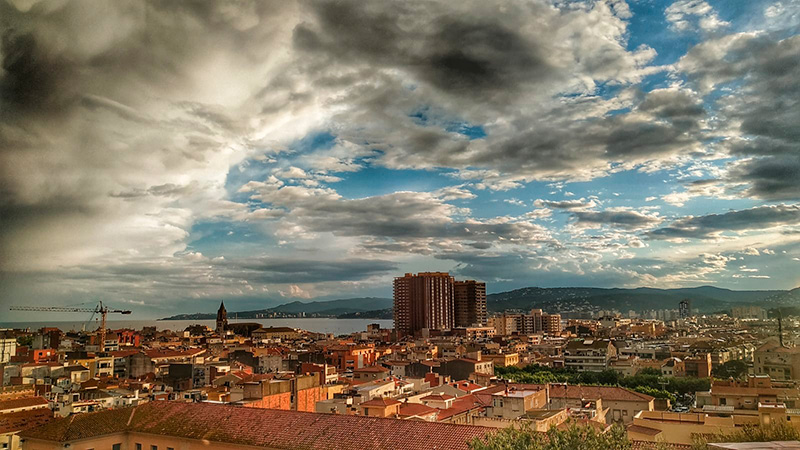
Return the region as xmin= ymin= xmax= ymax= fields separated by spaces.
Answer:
xmin=678 ymin=299 xmax=691 ymax=319
xmin=542 ymin=313 xmax=562 ymax=334
xmin=454 ymin=280 xmax=487 ymax=327
xmin=394 ymin=272 xmax=455 ymax=338
xmin=216 ymin=301 xmax=228 ymax=334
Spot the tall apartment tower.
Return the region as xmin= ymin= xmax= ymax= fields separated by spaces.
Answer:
xmin=394 ymin=272 xmax=455 ymax=338
xmin=454 ymin=280 xmax=487 ymax=327
xmin=678 ymin=299 xmax=691 ymax=319
xmin=542 ymin=313 xmax=562 ymax=334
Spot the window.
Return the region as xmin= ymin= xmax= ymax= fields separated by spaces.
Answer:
xmin=113 ymin=445 xmax=121 ymax=450
xmin=152 ymin=446 xmax=158 ymax=450
xmin=136 ymin=445 xmax=142 ymax=450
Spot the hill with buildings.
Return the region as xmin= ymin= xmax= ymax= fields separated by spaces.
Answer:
xmin=161 ymin=286 xmax=797 ymax=320
xmin=486 ymin=286 xmax=787 ymax=316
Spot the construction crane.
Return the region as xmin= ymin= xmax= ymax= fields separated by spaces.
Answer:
xmin=9 ymin=302 xmax=132 ymax=351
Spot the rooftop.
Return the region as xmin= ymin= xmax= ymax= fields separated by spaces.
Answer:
xmin=0 ymin=408 xmax=53 ymax=434
xmin=0 ymin=396 xmax=49 ymax=412
xmin=20 ymin=401 xmax=494 ymax=450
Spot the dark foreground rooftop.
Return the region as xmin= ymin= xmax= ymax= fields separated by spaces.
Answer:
xmin=20 ymin=401 xmax=494 ymax=450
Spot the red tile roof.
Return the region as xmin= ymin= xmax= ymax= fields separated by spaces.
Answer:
xmin=354 ymin=366 xmax=390 ymax=373
xmin=422 ymin=394 xmax=455 ymax=401
xmin=0 ymin=408 xmax=54 ymax=434
xmin=21 ymin=401 xmax=494 ymax=450
xmin=0 ymin=396 xmax=49 ymax=412
xmin=487 ymin=383 xmax=654 ymax=403
xmin=360 ymin=397 xmax=401 ymax=407
xmin=398 ymin=403 xmax=438 ymax=418
xmin=437 ymin=394 xmax=483 ymax=421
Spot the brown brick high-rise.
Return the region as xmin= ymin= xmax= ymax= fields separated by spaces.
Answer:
xmin=454 ymin=280 xmax=487 ymax=327
xmin=394 ymin=272 xmax=454 ymax=338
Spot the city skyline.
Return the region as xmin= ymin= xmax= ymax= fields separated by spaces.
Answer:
xmin=2 ymin=0 xmax=799 ymax=320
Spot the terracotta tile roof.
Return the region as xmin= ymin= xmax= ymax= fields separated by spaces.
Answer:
xmin=21 ymin=401 xmax=494 ymax=449
xmin=354 ymin=366 xmax=390 ymax=373
xmin=437 ymin=395 xmax=483 ymax=421
xmin=627 ymin=424 xmax=663 ymax=436
xmin=535 ymin=383 xmax=655 ymax=402
xmin=422 ymin=394 xmax=455 ymax=401
xmin=20 ymin=407 xmax=134 ymax=442
xmin=450 ymin=381 xmax=485 ymax=393
xmin=0 ymin=408 xmax=54 ymax=434
xmin=360 ymin=397 xmax=401 ymax=407
xmin=398 ymin=403 xmax=438 ymax=418
xmin=0 ymin=396 xmax=49 ymax=412
xmin=145 ymin=348 xmax=205 ymax=359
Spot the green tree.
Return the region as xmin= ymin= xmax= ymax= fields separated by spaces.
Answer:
xmin=712 ymin=360 xmax=748 ymax=380
xmin=692 ymin=423 xmax=800 ymax=450
xmin=470 ymin=422 xmax=632 ymax=450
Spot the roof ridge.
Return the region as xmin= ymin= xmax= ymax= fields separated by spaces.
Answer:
xmin=60 ymin=414 xmax=77 ymax=442
xmin=126 ymin=405 xmax=137 ymax=427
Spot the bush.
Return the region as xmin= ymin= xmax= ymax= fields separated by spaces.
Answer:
xmin=692 ymin=423 xmax=800 ymax=450
xmin=470 ymin=422 xmax=632 ymax=450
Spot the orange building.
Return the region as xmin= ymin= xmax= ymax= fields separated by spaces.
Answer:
xmin=360 ymin=397 xmax=401 ymax=417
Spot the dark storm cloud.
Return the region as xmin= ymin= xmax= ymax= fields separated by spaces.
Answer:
xmin=225 ymin=257 xmax=398 ymax=283
xmin=680 ymin=34 xmax=800 ymax=200
xmin=294 ymin=1 xmax=554 ymax=102
xmin=638 ymin=89 xmax=705 ymax=119
xmin=729 ymin=155 xmax=800 ymax=201
xmin=571 ymin=210 xmax=662 ymax=230
xmin=241 ymin=182 xmax=553 ymax=248
xmin=647 ymin=204 xmax=800 ymax=240
xmin=534 ymin=199 xmax=596 ymax=210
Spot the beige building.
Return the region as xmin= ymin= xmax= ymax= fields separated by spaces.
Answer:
xmin=628 ymin=410 xmax=758 ymax=445
xmin=486 ymin=387 xmax=548 ymax=419
xmin=483 ymin=352 xmax=520 ymax=368
xmin=754 ymin=340 xmax=800 ymax=381
xmin=564 ymin=339 xmax=618 ymax=372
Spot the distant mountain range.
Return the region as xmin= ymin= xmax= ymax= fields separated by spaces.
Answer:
xmin=486 ymin=286 xmax=789 ymax=315
xmin=161 ymin=286 xmax=799 ymax=320
xmin=160 ymin=297 xmax=392 ymax=320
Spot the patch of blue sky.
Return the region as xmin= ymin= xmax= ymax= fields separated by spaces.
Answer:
xmin=225 ymin=131 xmax=337 ymax=197
xmin=446 ymin=122 xmax=487 ymax=139
xmin=626 ymin=1 xmax=700 ymax=66
xmin=186 ymin=220 xmax=276 ymax=258
xmin=710 ymin=0 xmax=767 ymax=32
xmin=409 ymin=106 xmax=486 ymax=139
xmin=333 ymin=166 xmax=458 ymax=199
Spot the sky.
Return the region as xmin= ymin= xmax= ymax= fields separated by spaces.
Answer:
xmin=1 ymin=0 xmax=799 ymax=319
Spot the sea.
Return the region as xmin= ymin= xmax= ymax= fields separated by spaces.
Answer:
xmin=0 ymin=318 xmax=394 ymax=336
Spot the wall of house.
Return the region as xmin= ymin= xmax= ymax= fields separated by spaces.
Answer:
xmin=242 ymin=391 xmax=292 ymax=410
xmin=297 ymin=386 xmax=325 ymax=413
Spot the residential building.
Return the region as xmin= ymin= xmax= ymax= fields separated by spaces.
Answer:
xmin=564 ymin=339 xmax=618 ymax=372
xmin=394 ymin=272 xmax=455 ymax=338
xmin=754 ymin=340 xmax=800 ymax=381
xmin=485 ymin=387 xmax=548 ymax=419
xmin=454 ymin=280 xmax=487 ymax=327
